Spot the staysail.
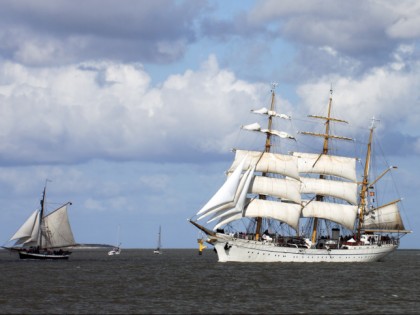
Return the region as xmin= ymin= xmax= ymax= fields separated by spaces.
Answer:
xmin=197 ymin=147 xmax=302 ymax=231
xmin=9 ymin=210 xmax=40 ymax=246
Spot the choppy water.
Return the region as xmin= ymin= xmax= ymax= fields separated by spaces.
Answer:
xmin=0 ymin=248 xmax=419 ymax=314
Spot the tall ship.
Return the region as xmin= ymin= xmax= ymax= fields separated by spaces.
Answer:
xmin=3 ymin=182 xmax=77 ymax=260
xmin=189 ymin=84 xmax=411 ymax=263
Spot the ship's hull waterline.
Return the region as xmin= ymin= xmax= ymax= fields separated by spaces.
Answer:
xmin=18 ymin=251 xmax=71 ymax=260
xmin=211 ymin=234 xmax=398 ymax=263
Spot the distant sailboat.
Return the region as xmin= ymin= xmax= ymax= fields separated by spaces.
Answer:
xmin=108 ymin=225 xmax=121 ymax=256
xmin=153 ymin=225 xmax=162 ymax=254
xmin=3 ymin=181 xmax=77 ymax=260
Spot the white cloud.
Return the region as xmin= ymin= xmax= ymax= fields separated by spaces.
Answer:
xmin=385 ymin=1 xmax=420 ymax=39
xmin=0 ymin=55 xmax=266 ymax=165
xmin=296 ymin=47 xmax=420 ymax=139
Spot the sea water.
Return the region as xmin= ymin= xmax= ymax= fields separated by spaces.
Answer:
xmin=0 ymin=249 xmax=419 ymax=314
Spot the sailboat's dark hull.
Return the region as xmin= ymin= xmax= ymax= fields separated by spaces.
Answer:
xmin=18 ymin=251 xmax=71 ymax=260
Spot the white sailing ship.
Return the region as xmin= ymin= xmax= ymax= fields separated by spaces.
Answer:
xmin=3 ymin=182 xmax=77 ymax=260
xmin=189 ymin=84 xmax=411 ymax=263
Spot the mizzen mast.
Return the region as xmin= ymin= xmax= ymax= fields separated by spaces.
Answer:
xmin=299 ymin=87 xmax=352 ymax=243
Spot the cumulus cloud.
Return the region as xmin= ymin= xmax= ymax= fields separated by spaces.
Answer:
xmin=0 ymin=55 xmax=267 ymax=166
xmin=295 ymin=45 xmax=420 ymax=156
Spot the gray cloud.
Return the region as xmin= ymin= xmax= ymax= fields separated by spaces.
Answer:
xmin=200 ymin=0 xmax=420 ymax=80
xmin=0 ymin=0 xmax=207 ymax=65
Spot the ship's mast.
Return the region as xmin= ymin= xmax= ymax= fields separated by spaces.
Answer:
xmin=299 ymin=87 xmax=352 ymax=243
xmin=357 ymin=120 xmax=374 ymax=239
xmin=38 ymin=184 xmax=47 ymax=249
xmin=255 ymin=83 xmax=276 ymax=241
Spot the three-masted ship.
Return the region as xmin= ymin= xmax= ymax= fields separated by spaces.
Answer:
xmin=189 ymin=84 xmax=411 ymax=262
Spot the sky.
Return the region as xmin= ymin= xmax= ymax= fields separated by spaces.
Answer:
xmin=0 ymin=0 xmax=419 ymax=249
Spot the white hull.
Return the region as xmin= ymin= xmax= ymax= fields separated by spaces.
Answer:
xmin=212 ymin=234 xmax=398 ymax=263
xmin=108 ymin=248 xmax=121 ymax=255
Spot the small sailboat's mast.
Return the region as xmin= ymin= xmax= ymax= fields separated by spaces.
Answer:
xmin=157 ymin=225 xmax=161 ymax=250
xmin=255 ymin=83 xmax=277 ymax=241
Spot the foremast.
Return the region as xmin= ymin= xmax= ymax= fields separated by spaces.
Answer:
xmin=255 ymin=83 xmax=276 ymax=241
xmin=299 ymin=88 xmax=353 ymax=243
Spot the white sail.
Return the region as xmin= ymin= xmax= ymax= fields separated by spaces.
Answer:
xmin=302 ymin=200 xmax=358 ymax=231
xmin=189 ymin=87 xmax=411 ymax=264
xmin=9 ymin=210 xmax=40 ymax=246
xmin=197 ymin=158 xmax=246 ymax=216
xmin=213 ymin=199 xmax=301 ymax=231
xmin=242 ymin=122 xmax=261 ymax=131
xmin=300 ymin=177 xmax=357 ymax=205
xmin=242 ymin=123 xmax=295 ymax=140
xmin=293 ymin=152 xmax=357 ymax=182
xmin=197 ymin=163 xmax=252 ymax=220
xmin=42 ymin=204 xmax=76 ymax=248
xmin=207 ymin=207 xmax=241 ymax=224
xmin=201 ymin=166 xmax=256 ymax=222
xmin=229 ymin=150 xmax=300 ymax=180
xmin=363 ymin=201 xmax=406 ymax=231
xmin=250 ymin=175 xmax=301 ymax=204
xmin=251 ymin=107 xmax=291 ymax=119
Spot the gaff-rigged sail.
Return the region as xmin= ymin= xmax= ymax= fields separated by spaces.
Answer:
xmin=362 ymin=200 xmax=406 ymax=232
xmin=42 ymin=204 xmax=76 ymax=248
xmin=7 ymin=203 xmax=75 ymax=249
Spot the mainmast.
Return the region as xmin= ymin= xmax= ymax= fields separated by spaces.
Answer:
xmin=38 ymin=184 xmax=47 ymax=249
xmin=255 ymin=83 xmax=277 ymax=240
xmin=299 ymin=87 xmax=352 ymax=243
